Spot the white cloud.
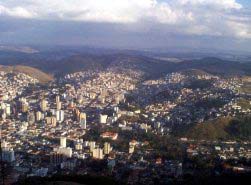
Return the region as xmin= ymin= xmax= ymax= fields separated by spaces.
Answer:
xmin=0 ymin=5 xmax=33 ymax=18
xmin=226 ymin=21 xmax=251 ymax=38
xmin=179 ymin=0 xmax=242 ymax=9
xmin=0 ymin=0 xmax=249 ymax=39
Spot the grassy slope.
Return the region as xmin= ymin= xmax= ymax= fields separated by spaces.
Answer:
xmin=186 ymin=117 xmax=231 ymax=140
xmin=0 ymin=65 xmax=53 ymax=83
xmin=185 ymin=116 xmax=251 ymax=140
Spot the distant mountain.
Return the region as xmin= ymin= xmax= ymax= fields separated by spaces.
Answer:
xmin=54 ymin=55 xmax=251 ymax=78
xmin=52 ymin=54 xmax=111 ymax=76
xmin=178 ymin=57 xmax=247 ymax=76
xmin=0 ymin=47 xmax=251 ymax=78
xmin=0 ymin=65 xmax=53 ymax=83
xmin=0 ymin=45 xmax=38 ymax=54
xmin=49 ymin=53 xmax=177 ymax=78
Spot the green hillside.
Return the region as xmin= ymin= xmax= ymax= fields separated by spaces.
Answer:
xmin=185 ymin=116 xmax=251 ymax=141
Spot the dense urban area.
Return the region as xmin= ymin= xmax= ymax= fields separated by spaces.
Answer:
xmin=1 ymin=64 xmax=251 ymax=184
xmin=1 ymin=0 xmax=251 ymax=183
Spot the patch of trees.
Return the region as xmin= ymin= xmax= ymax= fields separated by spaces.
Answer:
xmin=227 ymin=116 xmax=251 ymax=140
xmin=184 ymin=79 xmax=213 ymax=90
xmin=185 ymin=116 xmax=251 ymax=141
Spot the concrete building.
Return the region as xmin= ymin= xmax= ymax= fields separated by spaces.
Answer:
xmin=99 ymin=114 xmax=108 ymax=124
xmin=92 ymin=148 xmax=104 ymax=159
xmin=56 ymin=101 xmax=62 ymax=110
xmin=21 ymin=102 xmax=29 ymax=113
xmin=60 ymin=137 xmax=67 ymax=148
xmin=5 ymin=103 xmax=11 ymax=115
xmin=56 ymin=110 xmax=64 ymax=123
xmin=56 ymin=95 xmax=60 ymax=103
xmin=89 ymin=141 xmax=96 ymax=152
xmin=27 ymin=111 xmax=35 ymax=125
xmin=40 ymin=99 xmax=48 ymax=112
xmin=56 ymin=147 xmax=72 ymax=158
xmin=46 ymin=116 xmax=57 ymax=127
xmin=103 ymin=142 xmax=112 ymax=155
xmin=79 ymin=112 xmax=87 ymax=129
xmin=2 ymin=144 xmax=15 ymax=162
xmin=36 ymin=111 xmax=42 ymax=121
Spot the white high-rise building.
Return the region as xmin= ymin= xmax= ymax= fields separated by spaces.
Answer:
xmin=92 ymin=148 xmax=104 ymax=159
xmin=79 ymin=112 xmax=86 ymax=120
xmin=36 ymin=111 xmax=42 ymax=121
xmin=75 ymin=143 xmax=83 ymax=150
xmin=89 ymin=141 xmax=96 ymax=152
xmin=99 ymin=114 xmax=108 ymax=124
xmin=79 ymin=112 xmax=87 ymax=129
xmin=40 ymin=99 xmax=48 ymax=112
xmin=56 ymin=110 xmax=64 ymax=123
xmin=56 ymin=101 xmax=62 ymax=110
xmin=80 ymin=119 xmax=87 ymax=129
xmin=129 ymin=145 xmax=135 ymax=154
xmin=60 ymin=137 xmax=67 ymax=148
xmin=103 ymin=142 xmax=112 ymax=155
xmin=5 ymin=104 xmax=11 ymax=115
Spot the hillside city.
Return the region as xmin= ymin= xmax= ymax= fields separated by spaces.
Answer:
xmin=1 ymin=67 xmax=251 ymax=184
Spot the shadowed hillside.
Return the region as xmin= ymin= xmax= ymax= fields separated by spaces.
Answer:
xmin=180 ymin=69 xmax=210 ymax=76
xmin=1 ymin=49 xmax=251 ymax=78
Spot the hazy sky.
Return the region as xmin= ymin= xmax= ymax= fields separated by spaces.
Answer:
xmin=0 ymin=0 xmax=250 ymax=52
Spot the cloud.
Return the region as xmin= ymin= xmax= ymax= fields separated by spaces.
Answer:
xmin=0 ymin=0 xmax=250 ymax=39
xmin=0 ymin=0 xmax=243 ymax=21
xmin=179 ymin=0 xmax=242 ymax=9
xmin=0 ymin=5 xmax=33 ymax=18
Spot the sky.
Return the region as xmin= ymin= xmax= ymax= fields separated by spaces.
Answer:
xmin=0 ymin=0 xmax=250 ymax=52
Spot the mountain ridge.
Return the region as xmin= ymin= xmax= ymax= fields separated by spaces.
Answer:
xmin=1 ymin=49 xmax=251 ymax=78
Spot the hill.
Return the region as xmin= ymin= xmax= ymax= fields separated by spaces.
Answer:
xmin=180 ymin=69 xmax=210 ymax=76
xmin=49 ymin=53 xmax=177 ymax=78
xmin=0 ymin=45 xmax=38 ymax=54
xmin=185 ymin=116 xmax=251 ymax=141
xmin=0 ymin=65 xmax=53 ymax=83
xmin=179 ymin=57 xmax=248 ymax=76
xmin=186 ymin=117 xmax=231 ymax=140
xmin=1 ymin=47 xmax=251 ymax=78
xmin=35 ymin=55 xmax=251 ymax=78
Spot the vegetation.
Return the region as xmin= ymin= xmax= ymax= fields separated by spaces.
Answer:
xmin=2 ymin=49 xmax=251 ymax=79
xmin=237 ymin=98 xmax=251 ymax=109
xmin=186 ymin=117 xmax=231 ymax=140
xmin=227 ymin=117 xmax=251 ymax=140
xmin=194 ymin=98 xmax=226 ymax=109
xmin=240 ymin=82 xmax=251 ymax=94
xmin=185 ymin=116 xmax=251 ymax=140
xmin=180 ymin=69 xmax=209 ymax=76
xmin=184 ymin=79 xmax=213 ymax=90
